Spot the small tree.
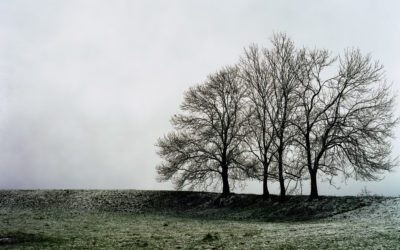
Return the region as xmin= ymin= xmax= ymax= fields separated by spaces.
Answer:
xmin=156 ymin=66 xmax=252 ymax=196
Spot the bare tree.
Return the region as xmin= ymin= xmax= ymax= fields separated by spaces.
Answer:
xmin=293 ymin=48 xmax=398 ymax=200
xmin=263 ymin=33 xmax=300 ymax=201
xmin=240 ymin=45 xmax=278 ymax=199
xmin=156 ymin=32 xmax=397 ymax=201
xmin=156 ymin=66 xmax=252 ymax=196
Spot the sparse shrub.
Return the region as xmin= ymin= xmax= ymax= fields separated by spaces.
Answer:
xmin=358 ymin=186 xmax=372 ymax=197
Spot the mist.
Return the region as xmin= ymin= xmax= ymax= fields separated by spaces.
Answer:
xmin=1 ymin=0 xmax=400 ymax=196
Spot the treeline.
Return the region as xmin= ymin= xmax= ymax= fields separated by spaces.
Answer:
xmin=156 ymin=33 xmax=397 ymax=201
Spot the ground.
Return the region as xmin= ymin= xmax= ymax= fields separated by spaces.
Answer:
xmin=0 ymin=190 xmax=399 ymax=249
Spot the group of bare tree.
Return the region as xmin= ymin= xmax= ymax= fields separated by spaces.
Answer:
xmin=156 ymin=33 xmax=397 ymax=201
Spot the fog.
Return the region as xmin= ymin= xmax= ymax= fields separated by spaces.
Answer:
xmin=1 ymin=0 xmax=400 ymax=196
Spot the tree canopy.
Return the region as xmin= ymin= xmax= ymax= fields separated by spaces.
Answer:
xmin=156 ymin=66 xmax=253 ymax=195
xmin=156 ymin=33 xmax=398 ymax=200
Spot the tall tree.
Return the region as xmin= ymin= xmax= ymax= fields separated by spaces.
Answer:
xmin=156 ymin=66 xmax=252 ymax=196
xmin=264 ymin=33 xmax=300 ymax=201
xmin=293 ymin=48 xmax=398 ymax=200
xmin=240 ymin=45 xmax=277 ymax=199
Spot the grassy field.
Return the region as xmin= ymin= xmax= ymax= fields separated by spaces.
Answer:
xmin=0 ymin=190 xmax=399 ymax=249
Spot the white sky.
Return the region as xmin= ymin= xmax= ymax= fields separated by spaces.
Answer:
xmin=1 ymin=0 xmax=399 ymax=196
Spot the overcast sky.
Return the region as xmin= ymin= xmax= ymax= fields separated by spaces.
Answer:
xmin=1 ymin=0 xmax=399 ymax=196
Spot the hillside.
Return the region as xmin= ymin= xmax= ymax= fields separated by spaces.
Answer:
xmin=1 ymin=190 xmax=399 ymax=248
xmin=0 ymin=190 xmax=394 ymax=222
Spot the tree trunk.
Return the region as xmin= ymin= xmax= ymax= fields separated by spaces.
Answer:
xmin=262 ymin=170 xmax=269 ymax=199
xmin=309 ymin=169 xmax=319 ymax=201
xmin=221 ymin=165 xmax=230 ymax=196
xmin=305 ymin=132 xmax=318 ymax=201
xmin=278 ymin=149 xmax=285 ymax=202
xmin=277 ymin=114 xmax=286 ymax=202
xmin=279 ymin=174 xmax=285 ymax=201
